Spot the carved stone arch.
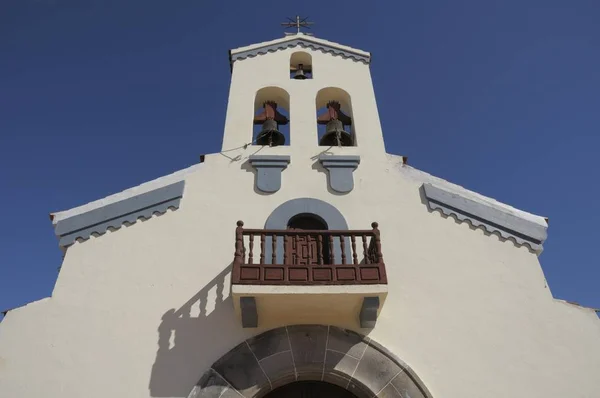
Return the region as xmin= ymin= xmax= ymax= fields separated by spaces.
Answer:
xmin=188 ymin=325 xmax=432 ymax=398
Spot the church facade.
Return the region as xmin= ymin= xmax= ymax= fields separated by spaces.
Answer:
xmin=1 ymin=32 xmax=599 ymax=398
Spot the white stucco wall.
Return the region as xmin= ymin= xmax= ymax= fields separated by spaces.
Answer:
xmin=1 ymin=41 xmax=599 ymax=398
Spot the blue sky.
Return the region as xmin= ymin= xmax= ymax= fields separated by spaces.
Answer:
xmin=1 ymin=0 xmax=599 ymax=315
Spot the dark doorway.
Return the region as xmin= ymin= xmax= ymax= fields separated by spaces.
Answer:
xmin=286 ymin=213 xmax=331 ymax=265
xmin=287 ymin=213 xmax=327 ymax=230
xmin=263 ymin=381 xmax=357 ymax=398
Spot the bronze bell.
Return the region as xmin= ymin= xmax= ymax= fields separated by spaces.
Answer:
xmin=256 ymin=119 xmax=286 ymax=146
xmin=293 ymin=64 xmax=307 ymax=80
xmin=254 ymin=101 xmax=288 ymax=147
xmin=317 ymin=100 xmax=353 ymax=146
xmin=291 ymin=64 xmax=311 ymax=80
xmin=319 ymin=120 xmax=353 ymax=146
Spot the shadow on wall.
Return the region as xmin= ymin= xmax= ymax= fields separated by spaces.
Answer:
xmin=149 ymin=264 xmax=244 ymax=397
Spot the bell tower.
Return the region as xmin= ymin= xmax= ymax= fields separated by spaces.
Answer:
xmin=222 ymin=24 xmax=386 ymax=155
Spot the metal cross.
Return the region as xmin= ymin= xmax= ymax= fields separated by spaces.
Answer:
xmin=281 ymin=16 xmax=314 ymax=35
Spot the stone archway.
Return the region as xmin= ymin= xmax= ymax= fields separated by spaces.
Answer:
xmin=188 ymin=325 xmax=432 ymax=398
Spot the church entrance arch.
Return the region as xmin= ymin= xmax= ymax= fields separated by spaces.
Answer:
xmin=264 ymin=381 xmax=356 ymax=398
xmin=187 ymin=325 xmax=432 ymax=398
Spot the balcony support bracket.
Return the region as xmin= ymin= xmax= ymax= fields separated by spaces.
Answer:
xmin=360 ymin=296 xmax=380 ymax=328
xmin=240 ymin=296 xmax=258 ymax=328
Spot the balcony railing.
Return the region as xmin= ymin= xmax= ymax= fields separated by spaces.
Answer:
xmin=231 ymin=221 xmax=387 ymax=285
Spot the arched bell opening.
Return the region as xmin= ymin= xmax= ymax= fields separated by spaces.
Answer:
xmin=263 ymin=381 xmax=357 ymax=398
xmin=316 ymin=87 xmax=355 ymax=147
xmin=253 ymin=86 xmax=290 ymax=146
xmin=290 ymin=51 xmax=313 ymax=80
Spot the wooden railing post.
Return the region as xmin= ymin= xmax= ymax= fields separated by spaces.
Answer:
xmin=371 ymin=222 xmax=383 ymax=264
xmin=260 ymin=233 xmax=265 ymax=264
xmin=362 ymin=235 xmax=369 ymax=264
xmin=340 ymin=234 xmax=347 ymax=265
xmin=248 ymin=233 xmax=254 ymax=264
xmin=329 ymin=235 xmax=335 ymax=265
xmin=351 ymin=235 xmax=358 ymax=265
xmin=232 ymin=220 xmax=244 ymax=284
xmin=234 ymin=220 xmax=244 ymax=266
xmin=272 ymin=233 xmax=277 ymax=265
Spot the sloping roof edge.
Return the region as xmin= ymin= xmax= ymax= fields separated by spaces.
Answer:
xmin=50 ymin=163 xmax=202 ymax=248
xmin=395 ymin=159 xmax=548 ymax=253
xmin=422 ymin=183 xmax=548 ymax=253
xmin=229 ymin=33 xmax=371 ymax=68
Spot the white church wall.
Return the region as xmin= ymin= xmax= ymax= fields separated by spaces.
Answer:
xmin=1 ymin=43 xmax=599 ymax=398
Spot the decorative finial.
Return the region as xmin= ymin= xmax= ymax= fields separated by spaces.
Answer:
xmin=281 ymin=16 xmax=314 ymax=36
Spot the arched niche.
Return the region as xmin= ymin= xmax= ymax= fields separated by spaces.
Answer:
xmin=253 ymin=86 xmax=291 ymax=146
xmin=263 ymin=198 xmax=350 ymax=264
xmin=290 ymin=51 xmax=313 ymax=79
xmin=187 ymin=325 xmax=433 ymax=398
xmin=315 ymin=87 xmax=355 ymax=146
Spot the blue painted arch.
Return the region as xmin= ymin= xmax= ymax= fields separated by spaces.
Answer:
xmin=264 ymin=198 xmax=351 ymax=264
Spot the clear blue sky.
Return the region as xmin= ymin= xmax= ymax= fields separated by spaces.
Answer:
xmin=1 ymin=1 xmax=599 ymax=316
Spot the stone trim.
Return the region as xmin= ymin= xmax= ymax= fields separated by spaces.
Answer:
xmin=422 ymin=183 xmax=548 ymax=252
xmin=53 ymin=181 xmax=185 ymax=247
xmin=249 ymin=155 xmax=291 ymax=193
xmin=230 ymin=39 xmax=371 ymax=66
xmin=318 ymin=155 xmax=360 ymax=194
xmin=188 ymin=325 xmax=433 ymax=398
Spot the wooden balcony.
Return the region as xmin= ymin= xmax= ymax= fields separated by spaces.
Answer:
xmin=232 ymin=221 xmax=387 ymax=285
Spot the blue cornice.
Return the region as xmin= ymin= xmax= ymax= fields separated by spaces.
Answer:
xmin=54 ymin=181 xmax=185 ymax=248
xmin=422 ymin=183 xmax=548 ymax=252
xmin=231 ymin=39 xmax=371 ymax=66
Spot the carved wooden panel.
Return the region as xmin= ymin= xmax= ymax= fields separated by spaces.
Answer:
xmin=234 ymin=263 xmax=387 ymax=285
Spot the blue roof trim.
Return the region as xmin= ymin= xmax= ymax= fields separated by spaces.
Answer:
xmin=54 ymin=181 xmax=185 ymax=247
xmin=422 ymin=183 xmax=548 ymax=252
xmin=231 ymin=39 xmax=371 ymax=65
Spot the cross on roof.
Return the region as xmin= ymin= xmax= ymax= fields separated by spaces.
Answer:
xmin=281 ymin=16 xmax=314 ymax=35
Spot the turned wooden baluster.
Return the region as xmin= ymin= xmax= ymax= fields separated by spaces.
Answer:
xmin=362 ymin=234 xmax=369 ymax=264
xmin=372 ymin=222 xmax=383 ymax=263
xmin=329 ymin=235 xmax=335 ymax=264
xmin=234 ymin=221 xmax=244 ymax=266
xmin=318 ymin=235 xmax=324 ymax=265
xmin=340 ymin=234 xmax=347 ymax=265
xmin=351 ymin=235 xmax=358 ymax=265
xmin=248 ymin=233 xmax=254 ymax=264
xmin=260 ymin=233 xmax=265 ymax=264
xmin=272 ymin=233 xmax=277 ymax=264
